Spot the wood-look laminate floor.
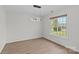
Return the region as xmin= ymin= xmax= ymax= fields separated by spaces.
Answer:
xmin=1 ymin=38 xmax=78 ymax=54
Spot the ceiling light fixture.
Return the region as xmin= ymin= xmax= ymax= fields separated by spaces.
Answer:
xmin=33 ymin=5 xmax=41 ymax=8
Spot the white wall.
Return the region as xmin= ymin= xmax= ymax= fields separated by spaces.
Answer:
xmin=43 ymin=6 xmax=79 ymax=52
xmin=68 ymin=6 xmax=79 ymax=51
xmin=6 ymin=12 xmax=42 ymax=43
xmin=0 ymin=6 xmax=6 ymax=52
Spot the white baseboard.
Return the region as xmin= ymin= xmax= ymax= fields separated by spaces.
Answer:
xmin=6 ymin=36 xmax=42 ymax=44
xmin=43 ymin=36 xmax=79 ymax=52
xmin=0 ymin=43 xmax=6 ymax=53
xmin=65 ymin=45 xmax=79 ymax=52
xmin=0 ymin=36 xmax=42 ymax=53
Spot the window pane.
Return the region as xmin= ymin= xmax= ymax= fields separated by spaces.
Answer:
xmin=50 ymin=15 xmax=67 ymax=38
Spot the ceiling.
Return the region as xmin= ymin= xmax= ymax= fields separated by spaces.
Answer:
xmin=3 ymin=5 xmax=67 ymax=17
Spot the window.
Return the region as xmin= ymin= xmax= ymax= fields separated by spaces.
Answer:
xmin=50 ymin=15 xmax=67 ymax=38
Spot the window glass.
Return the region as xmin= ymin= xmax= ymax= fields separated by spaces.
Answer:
xmin=50 ymin=15 xmax=67 ymax=38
